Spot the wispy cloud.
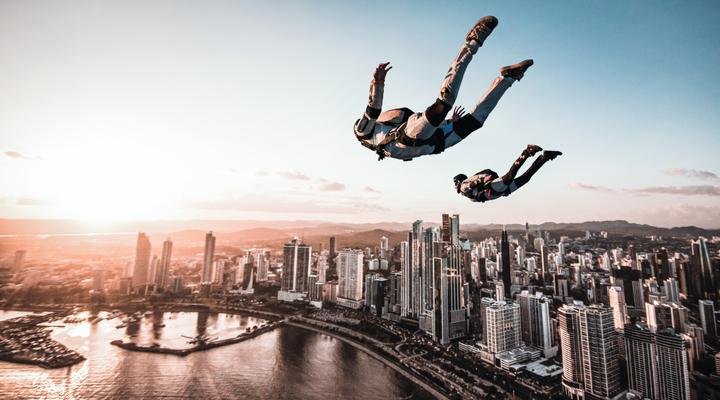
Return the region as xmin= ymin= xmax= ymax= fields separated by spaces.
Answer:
xmin=193 ymin=194 xmax=386 ymax=214
xmin=2 ymin=151 xmax=41 ymax=160
xmin=571 ymin=182 xmax=720 ymax=196
xmin=279 ymin=170 xmax=311 ymax=181
xmin=364 ymin=186 xmax=381 ymax=193
xmin=628 ymin=185 xmax=720 ymax=196
xmin=633 ymin=204 xmax=720 ymax=229
xmin=664 ymin=168 xmax=718 ymax=181
xmin=570 ymin=182 xmax=615 ymax=192
xmin=318 ymin=181 xmax=346 ymax=192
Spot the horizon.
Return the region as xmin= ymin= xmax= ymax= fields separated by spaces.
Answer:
xmin=1 ymin=217 xmax=718 ymax=236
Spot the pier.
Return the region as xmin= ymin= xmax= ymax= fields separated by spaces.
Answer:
xmin=111 ymin=319 xmax=285 ymax=356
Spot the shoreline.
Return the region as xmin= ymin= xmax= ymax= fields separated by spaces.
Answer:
xmin=286 ymin=321 xmax=449 ymax=400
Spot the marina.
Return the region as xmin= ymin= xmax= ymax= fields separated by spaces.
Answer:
xmin=0 ymin=312 xmax=85 ymax=368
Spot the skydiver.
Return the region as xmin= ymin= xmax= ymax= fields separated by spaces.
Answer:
xmin=454 ymin=145 xmax=562 ymax=203
xmin=353 ymin=16 xmax=534 ymax=161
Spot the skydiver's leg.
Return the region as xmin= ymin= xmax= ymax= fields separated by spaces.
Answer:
xmin=512 ymin=156 xmax=549 ymax=189
xmin=501 ymin=145 xmax=543 ymax=183
xmin=405 ymin=45 xmax=475 ymax=141
xmin=442 ymin=77 xmax=515 ymax=149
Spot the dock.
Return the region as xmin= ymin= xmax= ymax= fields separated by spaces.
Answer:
xmin=111 ymin=320 xmax=284 ymax=356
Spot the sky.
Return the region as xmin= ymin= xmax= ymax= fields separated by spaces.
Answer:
xmin=1 ymin=0 xmax=719 ymax=228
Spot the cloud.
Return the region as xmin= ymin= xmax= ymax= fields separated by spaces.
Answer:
xmin=664 ymin=168 xmax=719 ymax=181
xmin=364 ymin=186 xmax=381 ymax=193
xmin=570 ymin=182 xmax=615 ymax=192
xmin=279 ymin=170 xmax=311 ymax=181
xmin=254 ymin=170 xmax=270 ymax=176
xmin=318 ymin=181 xmax=346 ymax=192
xmin=571 ymin=182 xmax=720 ymax=197
xmin=193 ymin=194 xmax=386 ymax=214
xmin=632 ymin=204 xmax=720 ymax=229
xmin=628 ymin=185 xmax=720 ymax=196
xmin=2 ymin=151 xmax=40 ymax=160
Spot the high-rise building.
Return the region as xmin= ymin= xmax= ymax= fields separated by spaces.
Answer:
xmin=365 ymin=273 xmax=387 ymax=316
xmin=625 ymin=323 xmax=690 ymax=400
xmin=559 ymin=302 xmax=621 ymax=399
xmin=441 ymin=214 xmax=460 ymax=246
xmin=155 ymin=238 xmax=172 ymax=290
xmin=690 ymin=238 xmax=715 ymax=299
xmin=328 ymin=236 xmax=337 ymax=277
xmin=380 ymin=236 xmax=389 ymax=259
xmin=517 ymin=291 xmax=556 ymax=357
xmin=400 ymin=240 xmax=413 ymax=318
xmin=337 ymin=249 xmax=364 ymax=308
xmin=663 ymin=278 xmax=681 ymax=304
xmin=485 ymin=300 xmax=521 ymax=354
xmin=256 ymin=252 xmax=269 ymax=282
xmin=699 ymin=300 xmax=717 ymax=338
xmin=607 ymin=286 xmax=627 ymax=331
xmin=500 ymin=227 xmax=511 ymax=299
xmin=132 ymin=233 xmax=151 ymax=289
xmin=436 ymin=246 xmax=466 ymax=345
xmin=384 ymin=271 xmax=402 ymax=320
xmin=201 ymin=232 xmax=216 ymax=283
xmin=281 ymin=238 xmax=312 ymax=294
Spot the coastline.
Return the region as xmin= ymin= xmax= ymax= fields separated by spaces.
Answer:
xmin=286 ymin=320 xmax=449 ymax=400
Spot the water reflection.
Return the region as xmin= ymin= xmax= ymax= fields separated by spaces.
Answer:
xmin=0 ymin=310 xmax=433 ymax=399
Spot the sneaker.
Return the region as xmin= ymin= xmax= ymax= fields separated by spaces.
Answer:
xmin=525 ymin=144 xmax=543 ymax=157
xmin=500 ymin=59 xmax=534 ymax=81
xmin=466 ymin=16 xmax=498 ymax=48
xmin=542 ymin=150 xmax=563 ymax=160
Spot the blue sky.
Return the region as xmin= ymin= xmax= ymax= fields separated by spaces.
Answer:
xmin=1 ymin=0 xmax=719 ymax=227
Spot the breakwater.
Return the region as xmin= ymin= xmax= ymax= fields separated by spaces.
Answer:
xmin=111 ymin=319 xmax=284 ymax=356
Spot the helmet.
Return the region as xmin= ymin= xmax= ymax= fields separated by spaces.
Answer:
xmin=453 ymin=174 xmax=468 ymax=185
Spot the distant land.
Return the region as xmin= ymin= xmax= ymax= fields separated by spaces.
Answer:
xmin=1 ymin=219 xmax=718 ymax=240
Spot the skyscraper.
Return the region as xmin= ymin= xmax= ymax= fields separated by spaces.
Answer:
xmin=500 ymin=227 xmax=511 ymax=299
xmin=699 ymin=300 xmax=717 ymax=338
xmin=132 ymin=232 xmax=151 ymax=289
xmin=691 ymin=238 xmax=715 ymax=299
xmin=337 ymin=248 xmax=364 ymax=308
xmin=485 ymin=300 xmax=521 ymax=354
xmin=328 ymin=236 xmax=337 ymax=277
xmin=441 ymin=214 xmax=460 ymax=246
xmin=281 ymin=238 xmax=312 ymax=294
xmin=517 ymin=291 xmax=556 ymax=357
xmin=256 ymin=252 xmax=269 ymax=282
xmin=625 ymin=323 xmax=690 ymax=400
xmin=559 ymin=302 xmax=621 ymax=399
xmin=155 ymin=238 xmax=172 ymax=290
xmin=400 ymin=240 xmax=413 ymax=318
xmin=607 ymin=286 xmax=627 ymax=331
xmin=201 ymin=232 xmax=216 ymax=283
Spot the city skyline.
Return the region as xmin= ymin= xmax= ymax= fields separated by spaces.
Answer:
xmin=1 ymin=0 xmax=719 ymax=227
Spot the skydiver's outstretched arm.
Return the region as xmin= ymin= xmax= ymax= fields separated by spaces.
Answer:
xmin=354 ymin=63 xmax=391 ymax=138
